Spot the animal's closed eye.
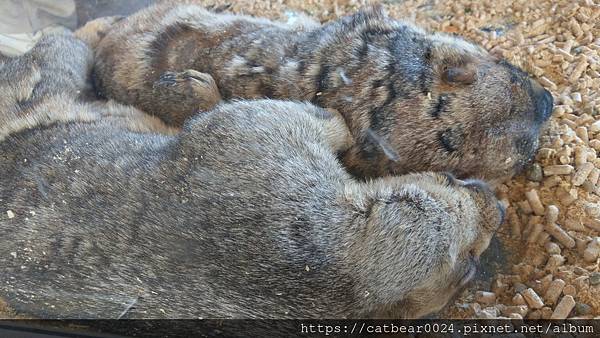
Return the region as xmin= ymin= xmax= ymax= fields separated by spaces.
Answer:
xmin=430 ymin=94 xmax=450 ymax=118
xmin=438 ymin=126 xmax=463 ymax=153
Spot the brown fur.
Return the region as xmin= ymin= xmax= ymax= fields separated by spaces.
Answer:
xmin=0 ymin=32 xmax=176 ymax=142
xmin=93 ymin=1 xmax=553 ymax=181
xmin=0 ymin=32 xmax=503 ymax=320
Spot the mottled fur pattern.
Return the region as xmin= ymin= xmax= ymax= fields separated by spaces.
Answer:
xmin=94 ymin=1 xmax=553 ymax=180
xmin=0 ymin=33 xmax=503 ymax=319
xmin=0 ymin=31 xmax=176 ymax=142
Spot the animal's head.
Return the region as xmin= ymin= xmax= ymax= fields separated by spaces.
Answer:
xmin=346 ymin=172 xmax=503 ymax=318
xmin=324 ymin=7 xmax=553 ymax=180
xmin=403 ymin=44 xmax=554 ymax=180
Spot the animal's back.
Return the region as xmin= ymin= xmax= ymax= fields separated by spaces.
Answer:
xmin=93 ymin=3 xmax=553 ymax=180
xmin=94 ymin=1 xmax=292 ymax=106
xmin=0 ymin=99 xmax=356 ymax=318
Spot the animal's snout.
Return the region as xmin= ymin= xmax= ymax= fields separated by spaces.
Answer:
xmin=463 ymin=179 xmax=504 ymax=228
xmin=534 ymin=87 xmax=553 ymax=123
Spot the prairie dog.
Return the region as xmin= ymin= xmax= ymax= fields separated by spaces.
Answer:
xmin=94 ymin=1 xmax=553 ymax=180
xmin=0 ymin=33 xmax=503 ymax=319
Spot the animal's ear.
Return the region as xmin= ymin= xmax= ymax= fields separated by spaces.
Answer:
xmin=206 ymin=3 xmax=232 ymax=12
xmin=428 ymin=37 xmax=483 ymax=86
xmin=359 ymin=4 xmax=387 ymax=19
xmin=366 ymin=129 xmax=400 ymax=162
xmin=345 ymin=4 xmax=388 ymax=26
xmin=442 ymin=66 xmax=476 ymax=85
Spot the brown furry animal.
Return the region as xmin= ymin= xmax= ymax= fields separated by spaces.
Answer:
xmin=94 ymin=1 xmax=553 ymax=181
xmin=1 ymin=32 xmax=503 ymax=319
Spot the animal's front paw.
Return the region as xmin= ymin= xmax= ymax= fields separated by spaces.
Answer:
xmin=156 ymin=70 xmax=214 ymax=89
xmin=154 ymin=69 xmax=222 ymax=111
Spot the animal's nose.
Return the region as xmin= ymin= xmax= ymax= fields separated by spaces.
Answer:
xmin=534 ymin=87 xmax=553 ymax=122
